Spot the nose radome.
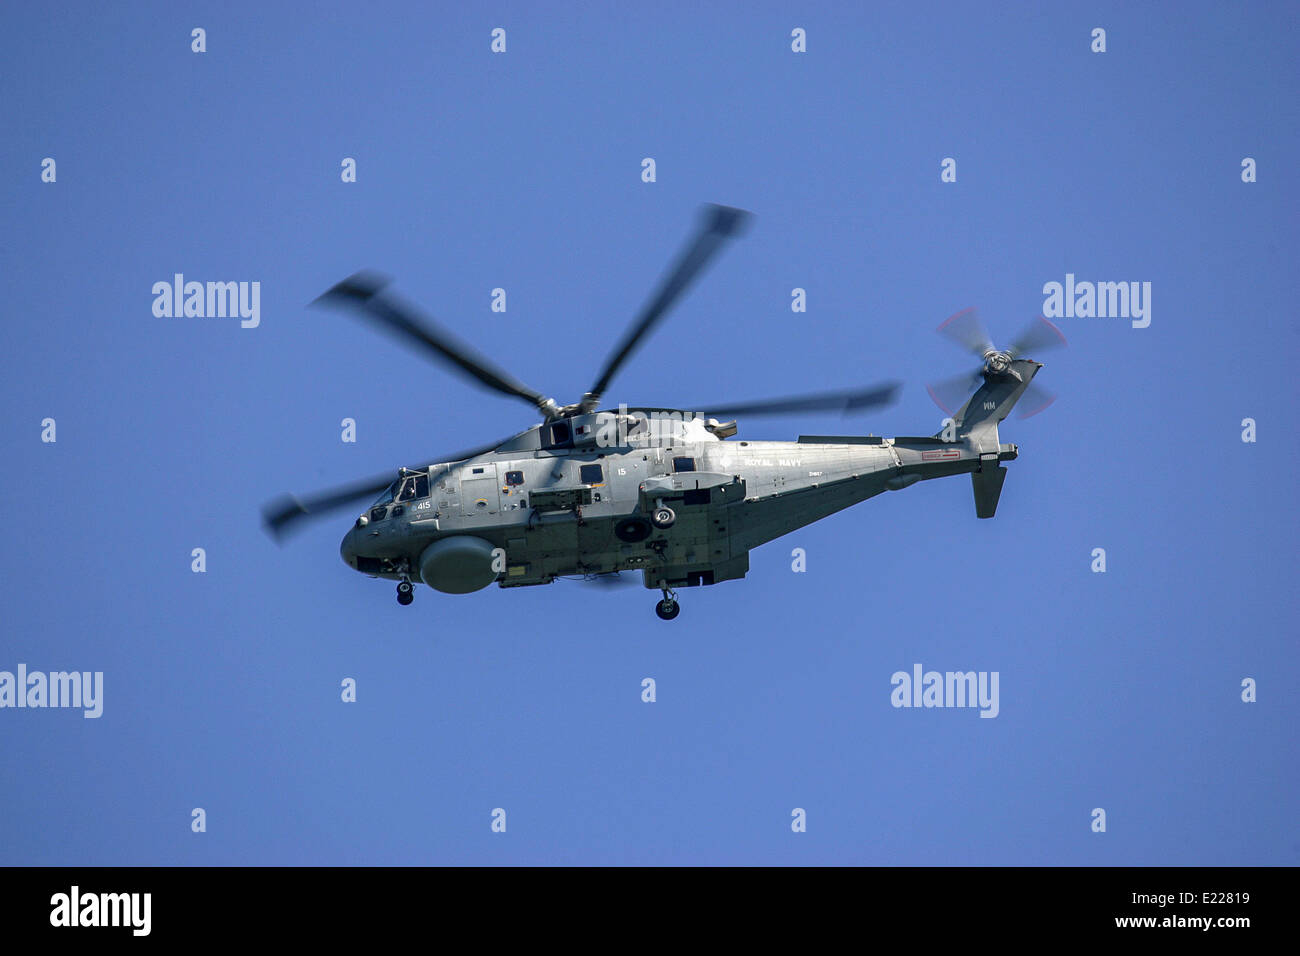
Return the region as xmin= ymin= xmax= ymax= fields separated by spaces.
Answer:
xmin=340 ymin=526 xmax=357 ymax=568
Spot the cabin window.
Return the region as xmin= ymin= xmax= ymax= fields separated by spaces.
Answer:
xmin=672 ymin=456 xmax=696 ymax=473
xmin=547 ymin=422 xmax=572 ymax=447
xmin=505 ymin=470 xmax=524 ymax=486
xmin=579 ymin=464 xmax=604 ymax=485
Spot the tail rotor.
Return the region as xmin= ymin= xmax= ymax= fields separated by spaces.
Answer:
xmin=928 ymin=308 xmax=1066 ymax=418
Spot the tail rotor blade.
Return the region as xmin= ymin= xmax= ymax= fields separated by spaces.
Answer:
xmin=1008 ymin=315 xmax=1067 ymax=359
xmin=937 ymin=307 xmax=994 ymax=360
xmin=925 ymin=370 xmax=983 ymax=416
xmin=1016 ymin=380 xmax=1057 ymax=419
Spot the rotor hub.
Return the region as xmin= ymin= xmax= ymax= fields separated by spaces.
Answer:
xmin=984 ymin=350 xmax=1011 ymax=374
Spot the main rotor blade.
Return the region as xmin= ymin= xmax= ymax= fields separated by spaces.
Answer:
xmin=588 ymin=204 xmax=752 ymax=401
xmin=937 ymin=307 xmax=994 ymax=359
xmin=261 ymin=438 xmax=503 ymax=542
xmin=1008 ymin=315 xmax=1068 ymax=359
xmin=262 ymin=471 xmax=401 ymax=542
xmin=688 ymin=381 xmax=900 ymax=419
xmin=314 ymin=272 xmax=552 ymax=412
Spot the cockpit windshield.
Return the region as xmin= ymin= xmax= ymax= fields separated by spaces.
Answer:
xmin=371 ymin=480 xmax=399 ymax=508
xmin=370 ymin=472 xmax=431 ymax=510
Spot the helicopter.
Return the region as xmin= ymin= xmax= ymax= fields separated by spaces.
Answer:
xmin=263 ymin=204 xmax=1062 ymax=620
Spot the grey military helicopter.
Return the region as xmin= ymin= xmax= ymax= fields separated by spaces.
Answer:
xmin=263 ymin=205 xmax=1060 ymax=620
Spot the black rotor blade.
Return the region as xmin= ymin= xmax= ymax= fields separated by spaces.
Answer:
xmin=925 ymin=370 xmax=984 ymax=416
xmin=937 ymin=307 xmax=995 ymax=359
xmin=1008 ymin=315 xmax=1068 ymax=359
xmin=588 ymin=204 xmax=752 ymax=400
xmin=314 ymin=272 xmax=551 ymax=411
xmin=688 ymin=381 xmax=900 ymax=419
xmin=262 ymin=472 xmax=400 ymax=542
xmin=262 ymin=438 xmax=503 ymax=542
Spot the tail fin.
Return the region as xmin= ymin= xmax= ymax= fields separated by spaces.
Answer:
xmin=930 ymin=358 xmax=1041 ymax=519
xmin=937 ymin=359 xmax=1042 ymax=454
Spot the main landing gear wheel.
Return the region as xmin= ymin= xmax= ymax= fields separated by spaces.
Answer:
xmin=651 ymin=506 xmax=676 ymax=530
xmin=397 ymin=580 xmax=414 ymax=606
xmin=655 ymin=598 xmax=680 ymax=621
xmin=655 ymin=580 xmax=680 ymax=620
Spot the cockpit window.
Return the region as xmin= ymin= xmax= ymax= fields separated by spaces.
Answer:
xmin=372 ymin=480 xmax=399 ymax=508
xmin=397 ymin=474 xmax=430 ymax=502
xmin=672 ymin=456 xmax=696 ymax=473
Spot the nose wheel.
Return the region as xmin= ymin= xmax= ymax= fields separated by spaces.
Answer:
xmin=397 ymin=580 xmax=414 ymax=606
xmin=654 ymin=582 xmax=680 ymax=621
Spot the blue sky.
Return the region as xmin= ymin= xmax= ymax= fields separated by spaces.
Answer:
xmin=1 ymin=1 xmax=1296 ymax=865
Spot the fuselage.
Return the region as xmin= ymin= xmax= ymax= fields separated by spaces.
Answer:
xmin=339 ymin=408 xmax=1017 ymax=594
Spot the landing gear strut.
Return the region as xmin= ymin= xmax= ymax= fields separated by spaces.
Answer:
xmin=397 ymin=579 xmax=414 ymax=606
xmin=655 ymin=580 xmax=680 ymax=621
